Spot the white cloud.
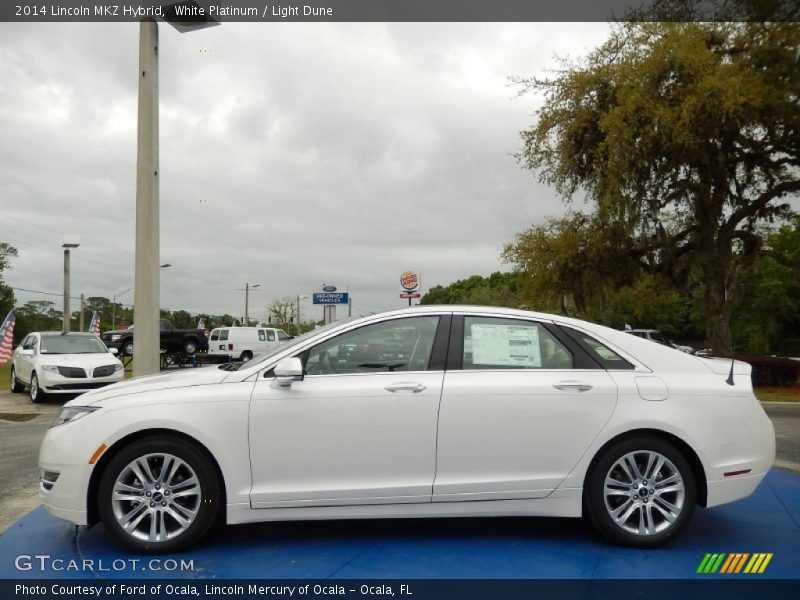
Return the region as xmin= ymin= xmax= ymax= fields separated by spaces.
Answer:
xmin=0 ymin=21 xmax=611 ymax=322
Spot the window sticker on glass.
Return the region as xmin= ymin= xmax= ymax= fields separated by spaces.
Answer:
xmin=471 ymin=324 xmax=541 ymax=368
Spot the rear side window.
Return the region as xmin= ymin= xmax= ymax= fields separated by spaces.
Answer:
xmin=219 ymin=330 xmax=229 ymax=341
xmin=267 ymin=330 xmax=276 ymax=341
xmin=258 ymin=330 xmax=266 ymax=341
xmin=561 ymin=327 xmax=635 ymax=370
xmin=463 ymin=316 xmax=573 ymax=370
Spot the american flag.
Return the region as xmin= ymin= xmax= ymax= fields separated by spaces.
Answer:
xmin=0 ymin=311 xmax=14 ymax=364
xmin=89 ymin=311 xmax=101 ymax=337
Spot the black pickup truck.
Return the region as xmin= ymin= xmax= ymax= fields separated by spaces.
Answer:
xmin=101 ymin=319 xmax=208 ymax=357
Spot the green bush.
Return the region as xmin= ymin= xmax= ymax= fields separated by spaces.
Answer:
xmin=737 ymin=355 xmax=800 ymax=386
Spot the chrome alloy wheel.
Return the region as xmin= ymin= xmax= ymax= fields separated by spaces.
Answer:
xmin=603 ymin=450 xmax=686 ymax=536
xmin=111 ymin=453 xmax=202 ymax=543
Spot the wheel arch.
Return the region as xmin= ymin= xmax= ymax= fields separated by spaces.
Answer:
xmin=583 ymin=428 xmax=708 ymax=508
xmin=86 ymin=427 xmax=228 ymax=526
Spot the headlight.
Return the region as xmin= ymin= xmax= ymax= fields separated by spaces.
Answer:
xmin=52 ymin=406 xmax=100 ymax=428
xmin=113 ymin=363 xmax=123 ymax=372
xmin=41 ymin=365 xmax=59 ymax=373
xmin=110 ymin=335 xmax=121 ymax=341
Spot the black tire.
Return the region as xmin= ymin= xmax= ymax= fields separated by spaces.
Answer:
xmin=10 ymin=366 xmax=24 ymax=393
xmin=239 ymin=351 xmax=253 ymax=362
xmin=29 ymin=372 xmax=47 ymax=403
xmin=122 ymin=340 xmax=134 ymax=357
xmin=98 ymin=435 xmax=222 ymax=553
xmin=182 ymin=339 xmax=198 ymax=355
xmin=584 ymin=436 xmax=696 ymax=548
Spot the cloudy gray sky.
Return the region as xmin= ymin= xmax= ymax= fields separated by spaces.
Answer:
xmin=0 ymin=22 xmax=611 ymax=322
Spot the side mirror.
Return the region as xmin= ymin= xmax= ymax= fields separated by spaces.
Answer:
xmin=109 ymin=347 xmax=119 ymax=355
xmin=271 ymin=357 xmax=304 ymax=389
xmin=20 ymin=349 xmax=34 ymax=356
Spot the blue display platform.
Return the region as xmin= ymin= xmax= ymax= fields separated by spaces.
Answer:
xmin=1 ymin=468 xmax=798 ymax=580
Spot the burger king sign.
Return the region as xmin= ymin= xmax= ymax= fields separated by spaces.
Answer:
xmin=400 ymin=271 xmax=420 ymax=292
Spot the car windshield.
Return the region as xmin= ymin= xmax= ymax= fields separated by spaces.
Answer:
xmin=223 ymin=318 xmax=359 ymax=371
xmin=40 ymin=336 xmax=109 ymax=355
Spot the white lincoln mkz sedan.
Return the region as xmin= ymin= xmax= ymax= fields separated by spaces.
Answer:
xmin=38 ymin=306 xmax=775 ymax=552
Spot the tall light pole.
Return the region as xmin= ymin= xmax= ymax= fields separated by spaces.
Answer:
xmin=296 ymin=294 xmax=309 ymax=336
xmin=112 ymin=287 xmax=132 ymax=329
xmin=62 ymin=236 xmax=80 ymax=332
xmin=132 ymin=6 xmax=217 ymax=377
xmin=239 ymin=283 xmax=260 ymax=326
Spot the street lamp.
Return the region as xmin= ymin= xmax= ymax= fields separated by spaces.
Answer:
xmin=62 ymin=236 xmax=80 ymax=332
xmin=296 ymin=294 xmax=309 ymax=336
xmin=112 ymin=287 xmax=132 ymax=329
xmin=237 ymin=283 xmax=261 ymax=326
xmin=133 ymin=5 xmax=218 ymax=377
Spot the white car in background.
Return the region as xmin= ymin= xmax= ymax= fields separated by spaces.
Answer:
xmin=38 ymin=306 xmax=773 ymax=553
xmin=10 ymin=332 xmax=124 ymax=403
xmin=626 ymin=329 xmax=695 ymax=354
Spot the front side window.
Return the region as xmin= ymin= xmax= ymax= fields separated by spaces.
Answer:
xmin=304 ymin=316 xmax=440 ymax=375
xmin=277 ymin=330 xmax=290 ymax=341
xmin=464 ymin=317 xmax=573 ymax=370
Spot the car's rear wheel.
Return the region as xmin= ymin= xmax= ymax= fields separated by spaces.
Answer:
xmin=585 ymin=436 xmax=696 ymax=548
xmin=29 ymin=372 xmax=47 ymax=403
xmin=239 ymin=351 xmax=253 ymax=362
xmin=98 ymin=435 xmax=221 ymax=553
xmin=122 ymin=341 xmax=134 ymax=357
xmin=10 ymin=366 xmax=24 ymax=393
xmin=183 ymin=340 xmax=198 ymax=355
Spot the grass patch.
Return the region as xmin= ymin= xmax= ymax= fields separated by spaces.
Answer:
xmin=0 ymin=362 xmax=10 ymax=387
xmin=756 ymin=383 xmax=800 ymax=403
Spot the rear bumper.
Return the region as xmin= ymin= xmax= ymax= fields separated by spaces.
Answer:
xmin=702 ymin=403 xmax=775 ymax=508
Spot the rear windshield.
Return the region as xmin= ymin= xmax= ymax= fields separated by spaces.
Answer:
xmin=210 ymin=330 xmax=220 ymax=341
xmin=219 ymin=330 xmax=229 ymax=341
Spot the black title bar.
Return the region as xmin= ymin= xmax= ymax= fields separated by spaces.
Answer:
xmin=2 ymin=0 xmax=799 ymax=23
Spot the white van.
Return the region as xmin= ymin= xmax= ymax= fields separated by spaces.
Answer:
xmin=207 ymin=327 xmax=291 ymax=362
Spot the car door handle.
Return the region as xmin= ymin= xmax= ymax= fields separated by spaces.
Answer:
xmin=384 ymin=382 xmax=427 ymax=394
xmin=553 ymin=381 xmax=593 ymax=392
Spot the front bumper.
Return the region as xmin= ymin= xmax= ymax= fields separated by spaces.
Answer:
xmin=702 ymin=402 xmax=776 ymax=508
xmin=39 ymin=370 xmax=123 ymax=395
xmin=39 ymin=419 xmax=103 ymax=526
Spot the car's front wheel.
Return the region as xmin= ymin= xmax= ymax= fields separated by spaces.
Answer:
xmin=10 ymin=366 xmax=24 ymax=393
xmin=98 ymin=435 xmax=222 ymax=553
xmin=585 ymin=436 xmax=696 ymax=548
xmin=29 ymin=372 xmax=47 ymax=403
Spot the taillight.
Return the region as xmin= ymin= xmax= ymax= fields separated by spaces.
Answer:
xmin=228 ymin=343 xmax=233 ymax=350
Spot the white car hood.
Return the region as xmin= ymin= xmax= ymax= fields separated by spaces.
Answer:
xmin=38 ymin=353 xmax=121 ymax=369
xmin=72 ymin=367 xmax=230 ymax=406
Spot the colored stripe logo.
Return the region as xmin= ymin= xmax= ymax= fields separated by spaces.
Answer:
xmin=697 ymin=553 xmax=772 ymax=574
